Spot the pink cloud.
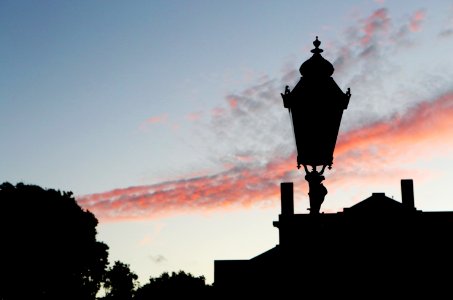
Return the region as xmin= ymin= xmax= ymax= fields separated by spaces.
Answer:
xmin=228 ymin=98 xmax=238 ymax=109
xmin=186 ymin=111 xmax=203 ymax=121
xmin=409 ymin=10 xmax=425 ymax=32
xmin=139 ymin=114 xmax=169 ymax=131
xmin=211 ymin=107 xmax=226 ymax=118
xmin=144 ymin=114 xmax=168 ymax=124
xmin=360 ymin=8 xmax=390 ymax=46
xmin=332 ymin=92 xmax=453 ymax=189
xmin=77 ymin=92 xmax=453 ymax=222
xmin=77 ymin=163 xmax=286 ymax=222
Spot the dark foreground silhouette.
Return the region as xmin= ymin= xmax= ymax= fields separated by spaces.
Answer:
xmin=0 ymin=182 xmax=212 ymax=300
xmin=2 ymin=180 xmax=452 ymax=299
xmin=0 ymin=182 xmax=109 ymax=299
xmin=2 ymin=177 xmax=452 ymax=300
xmin=135 ymin=271 xmax=213 ymax=299
xmin=215 ymin=180 xmax=453 ymax=297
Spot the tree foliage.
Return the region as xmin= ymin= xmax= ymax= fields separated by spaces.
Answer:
xmin=0 ymin=182 xmax=217 ymax=299
xmin=102 ymin=261 xmax=138 ymax=300
xmin=135 ymin=271 xmax=213 ymax=299
xmin=0 ymin=182 xmax=109 ymax=300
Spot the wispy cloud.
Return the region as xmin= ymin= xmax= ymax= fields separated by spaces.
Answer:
xmin=360 ymin=8 xmax=390 ymax=47
xmin=77 ymin=91 xmax=453 ymax=221
xmin=139 ymin=235 xmax=152 ymax=246
xmin=139 ymin=114 xmax=169 ymax=131
xmin=439 ymin=28 xmax=453 ymax=37
xmin=439 ymin=4 xmax=453 ymax=37
xmin=186 ymin=111 xmax=203 ymax=122
xmin=144 ymin=114 xmax=168 ymax=125
xmin=211 ymin=107 xmax=226 ymax=118
xmin=409 ymin=10 xmax=426 ymax=32
xmin=149 ymin=254 xmax=167 ymax=264
xmin=228 ymin=97 xmax=238 ymax=109
xmin=77 ymin=157 xmax=292 ymax=221
xmin=77 ymin=6 xmax=453 ymax=222
xmin=333 ymin=92 xmax=453 ymax=183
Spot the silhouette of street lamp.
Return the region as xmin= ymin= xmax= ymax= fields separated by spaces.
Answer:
xmin=281 ymin=37 xmax=351 ymax=214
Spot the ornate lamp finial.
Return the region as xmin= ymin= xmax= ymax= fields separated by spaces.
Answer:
xmin=311 ymin=36 xmax=323 ymax=54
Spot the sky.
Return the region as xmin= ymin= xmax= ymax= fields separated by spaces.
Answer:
xmin=1 ymin=0 xmax=453 ymax=286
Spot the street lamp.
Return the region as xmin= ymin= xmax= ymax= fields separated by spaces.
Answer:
xmin=281 ymin=37 xmax=351 ymax=214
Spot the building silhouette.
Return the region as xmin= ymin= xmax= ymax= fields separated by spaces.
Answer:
xmin=214 ymin=179 xmax=453 ymax=295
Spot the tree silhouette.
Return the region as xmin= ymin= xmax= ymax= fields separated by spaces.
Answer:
xmin=0 ymin=182 xmax=109 ymax=300
xmin=135 ymin=271 xmax=212 ymax=299
xmin=102 ymin=261 xmax=138 ymax=300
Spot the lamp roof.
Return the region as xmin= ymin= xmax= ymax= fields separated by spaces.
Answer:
xmin=299 ymin=36 xmax=334 ymax=78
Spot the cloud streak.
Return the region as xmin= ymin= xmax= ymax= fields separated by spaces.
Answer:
xmin=77 ymin=91 xmax=453 ymax=221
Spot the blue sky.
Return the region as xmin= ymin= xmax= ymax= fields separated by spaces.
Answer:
xmin=1 ymin=0 xmax=453 ymax=285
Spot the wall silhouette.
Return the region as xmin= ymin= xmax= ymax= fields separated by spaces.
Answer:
xmin=214 ymin=180 xmax=453 ymax=296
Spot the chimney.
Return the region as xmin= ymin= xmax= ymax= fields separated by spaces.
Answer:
xmin=401 ymin=179 xmax=415 ymax=209
xmin=280 ymin=182 xmax=294 ymax=215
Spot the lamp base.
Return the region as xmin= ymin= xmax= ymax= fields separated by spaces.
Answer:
xmin=303 ymin=165 xmax=328 ymax=214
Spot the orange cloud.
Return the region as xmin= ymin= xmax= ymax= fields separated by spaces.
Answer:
xmin=77 ymin=92 xmax=453 ymax=222
xmin=337 ymin=93 xmax=452 ymax=158
xmin=78 ymin=158 xmax=293 ymax=222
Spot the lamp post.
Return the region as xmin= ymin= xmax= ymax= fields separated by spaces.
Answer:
xmin=281 ymin=37 xmax=351 ymax=214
